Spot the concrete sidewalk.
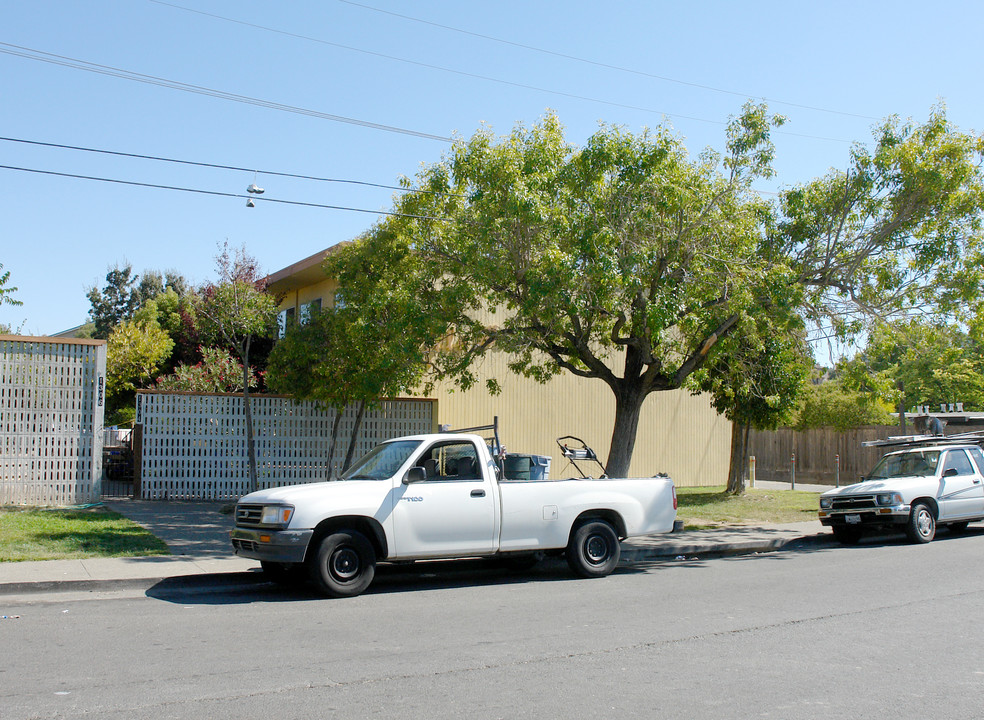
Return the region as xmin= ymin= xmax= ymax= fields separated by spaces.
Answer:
xmin=0 ymin=496 xmax=836 ymax=596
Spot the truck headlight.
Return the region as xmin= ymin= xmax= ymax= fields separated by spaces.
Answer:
xmin=876 ymin=493 xmax=902 ymax=507
xmin=819 ymin=497 xmax=833 ymax=509
xmin=259 ymin=505 xmax=294 ymax=527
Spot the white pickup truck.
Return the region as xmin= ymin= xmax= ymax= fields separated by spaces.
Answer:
xmin=231 ymin=432 xmax=678 ymax=597
xmin=819 ymin=436 xmax=984 ymax=544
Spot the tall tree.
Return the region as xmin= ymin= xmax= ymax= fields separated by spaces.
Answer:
xmin=194 ymin=243 xmax=279 ymax=492
xmin=342 ymin=105 xmax=983 ymax=477
xmin=87 ymin=263 xmax=140 ymax=338
xmin=87 ymin=263 xmax=190 ymax=340
xmin=693 ymin=319 xmax=812 ymax=494
xmin=268 ymin=228 xmax=453 ymax=475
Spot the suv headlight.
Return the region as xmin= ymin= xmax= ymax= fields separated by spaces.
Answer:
xmin=819 ymin=497 xmax=833 ymax=509
xmin=259 ymin=505 xmax=295 ymax=528
xmin=876 ymin=493 xmax=903 ymax=507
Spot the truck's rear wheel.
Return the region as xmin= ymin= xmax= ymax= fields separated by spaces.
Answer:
xmin=566 ymin=520 xmax=620 ymax=578
xmin=308 ymin=530 xmax=376 ymax=598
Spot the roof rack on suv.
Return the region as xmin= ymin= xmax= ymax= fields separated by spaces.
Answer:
xmin=862 ymin=431 xmax=984 ymax=449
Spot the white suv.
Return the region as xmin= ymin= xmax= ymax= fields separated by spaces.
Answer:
xmin=819 ymin=438 xmax=984 ymax=544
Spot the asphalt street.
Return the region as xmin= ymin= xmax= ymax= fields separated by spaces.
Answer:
xmin=3 ymin=526 xmax=984 ymax=719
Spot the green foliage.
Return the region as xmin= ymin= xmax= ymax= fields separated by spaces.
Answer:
xmin=352 ymin=105 xmax=804 ymax=475
xmin=0 ymin=262 xmax=22 ymax=308
xmin=792 ymin=381 xmax=895 ymax=431
xmin=693 ymin=319 xmax=811 ymax=432
xmin=155 ymin=346 xmax=256 ymax=393
xmin=105 ymin=316 xmax=174 ymax=416
xmin=87 ymin=263 xmax=192 ymax=357
xmin=775 ymin=104 xmax=984 ymax=333
xmin=87 ymin=264 xmax=141 ymax=339
xmin=840 ymin=318 xmax=984 ymax=412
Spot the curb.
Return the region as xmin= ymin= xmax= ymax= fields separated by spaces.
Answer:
xmin=620 ymin=532 xmax=833 ymax=562
xmin=0 ymin=571 xmax=267 ymax=597
xmin=1 ymin=532 xmax=833 ymax=597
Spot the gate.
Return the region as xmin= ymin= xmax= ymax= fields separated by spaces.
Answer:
xmin=0 ymin=335 xmax=107 ymax=505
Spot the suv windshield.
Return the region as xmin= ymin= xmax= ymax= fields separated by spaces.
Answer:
xmin=341 ymin=440 xmax=422 ymax=480
xmin=867 ymin=450 xmax=941 ymax=480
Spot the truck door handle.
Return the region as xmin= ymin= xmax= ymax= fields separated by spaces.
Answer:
xmin=471 ymin=489 xmax=486 ymax=498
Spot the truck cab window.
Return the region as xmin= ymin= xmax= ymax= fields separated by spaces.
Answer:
xmin=942 ymin=450 xmax=975 ymax=477
xmin=420 ymin=442 xmax=482 ymax=481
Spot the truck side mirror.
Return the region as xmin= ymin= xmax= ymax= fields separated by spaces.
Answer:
xmin=404 ymin=466 xmax=426 ymax=484
xmin=943 ymin=467 xmax=959 ymax=478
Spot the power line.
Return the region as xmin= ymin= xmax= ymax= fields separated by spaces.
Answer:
xmin=146 ymin=1 xmax=853 ymax=144
xmin=0 ymin=136 xmax=464 ymax=197
xmin=0 ymin=164 xmax=452 ymax=220
xmin=145 ymin=0 xmax=728 ymax=128
xmin=337 ymin=0 xmax=881 ymax=122
xmin=0 ymin=41 xmax=452 ymax=143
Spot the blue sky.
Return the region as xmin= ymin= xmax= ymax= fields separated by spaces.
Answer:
xmin=2 ymin=0 xmax=982 ymax=361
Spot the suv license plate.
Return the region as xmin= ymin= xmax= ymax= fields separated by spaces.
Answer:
xmin=845 ymin=514 xmax=861 ymax=525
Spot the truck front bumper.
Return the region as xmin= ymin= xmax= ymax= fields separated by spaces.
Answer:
xmin=230 ymin=528 xmax=314 ymax=564
xmin=818 ymin=506 xmax=910 ymax=528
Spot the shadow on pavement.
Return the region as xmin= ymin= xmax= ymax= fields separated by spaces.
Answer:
xmin=145 ymin=557 xmax=590 ymax=605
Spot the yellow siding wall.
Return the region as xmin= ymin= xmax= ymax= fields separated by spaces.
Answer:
xmin=276 ymin=277 xmax=339 ymax=315
xmin=429 ymin=350 xmax=732 ymax=486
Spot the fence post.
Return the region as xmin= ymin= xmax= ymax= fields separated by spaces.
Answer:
xmin=749 ymin=455 xmax=756 ymax=489
xmin=835 ymin=453 xmax=840 ymax=488
xmin=791 ymin=452 xmax=796 ymax=490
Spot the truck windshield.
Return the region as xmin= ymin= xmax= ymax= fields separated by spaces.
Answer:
xmin=867 ymin=450 xmax=941 ymax=480
xmin=341 ymin=440 xmax=422 ymax=480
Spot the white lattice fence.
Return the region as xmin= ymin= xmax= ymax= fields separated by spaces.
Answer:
xmin=0 ymin=336 xmax=107 ymax=505
xmin=135 ymin=392 xmax=436 ymax=500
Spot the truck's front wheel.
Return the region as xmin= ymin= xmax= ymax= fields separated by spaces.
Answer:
xmin=308 ymin=530 xmax=376 ymax=598
xmin=566 ymin=520 xmax=620 ymax=578
xmin=905 ymin=503 xmax=936 ymax=544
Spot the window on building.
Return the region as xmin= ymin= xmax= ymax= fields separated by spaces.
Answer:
xmin=277 ymin=307 xmax=295 ymax=338
xmin=300 ymin=298 xmax=322 ymax=325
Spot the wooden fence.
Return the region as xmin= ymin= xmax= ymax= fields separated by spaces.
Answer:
xmin=748 ymin=426 xmax=899 ymax=487
xmin=0 ymin=336 xmax=107 ymax=505
xmin=134 ymin=392 xmax=436 ymax=500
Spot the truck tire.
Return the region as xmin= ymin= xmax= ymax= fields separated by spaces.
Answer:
xmin=308 ymin=530 xmax=376 ymax=598
xmin=905 ymin=502 xmax=936 ymax=544
xmin=566 ymin=520 xmax=620 ymax=578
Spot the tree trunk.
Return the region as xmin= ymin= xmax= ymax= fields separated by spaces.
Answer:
xmin=605 ymin=385 xmax=646 ymax=478
xmin=726 ymin=421 xmax=750 ymax=495
xmin=341 ymin=400 xmax=368 ymax=473
xmin=897 ymin=380 xmax=906 ymax=433
xmin=241 ymin=342 xmax=258 ymax=493
xmin=325 ymin=409 xmax=344 ymax=480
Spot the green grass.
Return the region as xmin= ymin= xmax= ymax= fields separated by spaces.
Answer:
xmin=676 ymin=486 xmax=819 ymax=528
xmin=0 ymin=488 xmax=818 ymax=561
xmin=0 ymin=506 xmax=170 ymax=562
